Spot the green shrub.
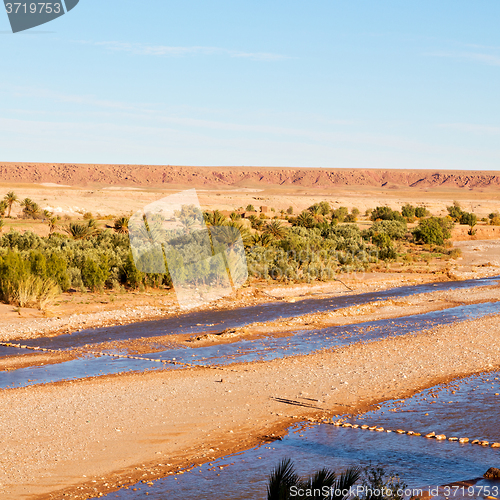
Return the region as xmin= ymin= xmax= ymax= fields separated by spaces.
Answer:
xmin=371 ymin=206 xmax=404 ymax=222
xmin=459 ymin=211 xmax=477 ymax=227
xmin=413 ymin=217 xmax=454 ymax=245
xmin=447 ymin=201 xmax=463 ymax=222
xmin=415 ymin=206 xmax=430 ymax=218
xmin=364 ymin=220 xmax=407 ymax=241
xmin=401 ymin=204 xmax=416 ymax=218
xmin=82 ymin=256 xmax=109 ymax=292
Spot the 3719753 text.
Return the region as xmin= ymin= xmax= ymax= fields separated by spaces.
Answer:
xmin=4 ymin=2 xmax=63 ymax=14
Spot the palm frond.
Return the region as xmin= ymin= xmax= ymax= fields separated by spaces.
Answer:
xmin=267 ymin=458 xmax=299 ymax=500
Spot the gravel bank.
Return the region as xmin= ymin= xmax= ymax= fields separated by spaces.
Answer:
xmin=0 ymin=313 xmax=499 ymax=499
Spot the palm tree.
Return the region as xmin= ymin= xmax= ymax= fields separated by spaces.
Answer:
xmin=113 ymin=216 xmax=129 ymax=234
xmin=64 ymin=220 xmax=97 ymax=240
xmin=0 ymin=218 xmax=4 ymax=235
xmin=204 ymin=210 xmax=227 ymax=227
xmin=180 ymin=216 xmax=196 ymax=234
xmin=226 ymin=221 xmax=253 ymax=246
xmin=264 ymin=220 xmax=287 ymax=240
xmin=4 ymin=191 xmax=18 ymax=218
xmin=252 ymin=232 xmax=273 ymax=247
xmin=295 ymin=211 xmax=315 ymax=229
xmin=267 ymin=458 xmax=360 ymax=500
xmin=0 ymin=201 xmax=6 ymax=217
xmin=20 ymin=198 xmax=40 ymax=219
xmin=47 ymin=216 xmax=59 ymax=236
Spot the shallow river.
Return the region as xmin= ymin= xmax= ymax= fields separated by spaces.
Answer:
xmin=2 ymin=300 xmax=500 ymax=389
xmin=94 ymin=371 xmax=500 ymax=499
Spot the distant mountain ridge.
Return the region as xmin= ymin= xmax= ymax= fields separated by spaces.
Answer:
xmin=1 ymin=163 xmax=500 ymax=190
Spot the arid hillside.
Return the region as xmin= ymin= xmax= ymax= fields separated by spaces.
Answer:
xmin=2 ymin=162 xmax=500 ymax=190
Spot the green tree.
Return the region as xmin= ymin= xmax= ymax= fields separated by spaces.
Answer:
xmin=246 ymin=204 xmax=255 ymax=212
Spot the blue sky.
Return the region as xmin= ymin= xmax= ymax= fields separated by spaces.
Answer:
xmin=1 ymin=1 xmax=499 ymax=169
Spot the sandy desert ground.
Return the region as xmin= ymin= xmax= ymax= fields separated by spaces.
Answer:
xmin=0 ymin=164 xmax=499 ymax=500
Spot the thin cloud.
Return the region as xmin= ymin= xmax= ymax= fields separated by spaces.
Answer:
xmin=81 ymin=41 xmax=289 ymax=61
xmin=427 ymin=50 xmax=500 ymax=67
xmin=437 ymin=123 xmax=500 ymax=135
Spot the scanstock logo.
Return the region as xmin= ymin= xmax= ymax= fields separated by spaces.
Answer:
xmin=129 ymin=189 xmax=248 ymax=310
xmin=3 ymin=0 xmax=79 ymax=33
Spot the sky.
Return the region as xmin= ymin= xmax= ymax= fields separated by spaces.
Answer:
xmin=1 ymin=0 xmax=500 ymax=170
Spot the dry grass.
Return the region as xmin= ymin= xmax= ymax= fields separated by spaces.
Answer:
xmin=3 ymin=275 xmax=60 ymax=310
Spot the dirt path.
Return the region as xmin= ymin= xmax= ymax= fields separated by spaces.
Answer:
xmin=0 ymin=313 xmax=499 ymax=499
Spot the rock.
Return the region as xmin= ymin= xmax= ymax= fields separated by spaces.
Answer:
xmin=376 ymin=427 xmax=384 ymax=432
xmin=435 ymin=434 xmax=446 ymax=440
xmin=425 ymin=432 xmax=436 ymax=438
xmin=448 ymin=437 xmax=458 ymax=441
xmin=472 ymin=439 xmax=480 ymax=445
xmin=459 ymin=438 xmax=469 ymax=444
xmin=360 ymin=425 xmax=369 ymax=430
xmin=368 ymin=426 xmax=377 ymax=431
xmin=480 ymin=441 xmax=490 ymax=447
xmin=352 ymin=424 xmax=359 ymax=429
xmin=395 ymin=429 xmax=405 ymax=434
xmin=484 ymin=468 xmax=500 ymax=479
xmin=342 ymin=423 xmax=352 ymax=428
xmin=491 ymin=443 xmax=500 ymax=448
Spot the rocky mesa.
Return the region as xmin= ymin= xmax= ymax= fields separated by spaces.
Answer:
xmin=1 ymin=162 xmax=500 ymax=190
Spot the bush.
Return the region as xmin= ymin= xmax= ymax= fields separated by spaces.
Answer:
xmin=364 ymin=220 xmax=407 ymax=241
xmin=413 ymin=217 xmax=454 ymax=245
xmin=415 ymin=206 xmax=430 ymax=218
xmin=459 ymin=211 xmax=477 ymax=227
xmin=370 ymin=206 xmax=404 ymax=222
xmin=401 ymin=204 xmax=416 ymax=218
xmin=447 ymin=202 xmax=463 ymax=222
xmin=353 ymin=466 xmax=407 ymax=500
xmin=332 ymin=206 xmax=349 ymax=222
xmin=82 ymin=256 xmax=110 ymax=292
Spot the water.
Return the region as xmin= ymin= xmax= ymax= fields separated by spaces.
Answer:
xmin=2 ymin=300 xmax=500 ymax=389
xmin=7 ymin=276 xmax=499 ymax=351
xmin=94 ymin=372 xmax=500 ymax=500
